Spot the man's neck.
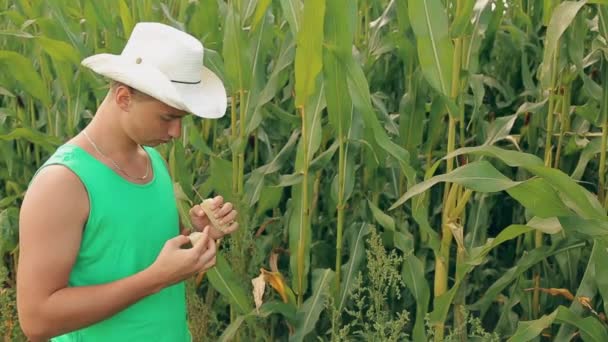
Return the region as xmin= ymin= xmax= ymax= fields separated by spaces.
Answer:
xmin=83 ymin=106 xmax=141 ymax=159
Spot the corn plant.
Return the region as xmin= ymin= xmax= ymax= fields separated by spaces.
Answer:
xmin=5 ymin=0 xmax=608 ymax=341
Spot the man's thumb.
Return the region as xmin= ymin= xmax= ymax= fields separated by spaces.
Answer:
xmin=171 ymin=234 xmax=191 ymax=247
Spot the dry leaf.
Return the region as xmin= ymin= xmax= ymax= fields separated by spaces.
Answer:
xmin=577 ymin=296 xmax=599 ymax=316
xmin=270 ymin=251 xmax=280 ymax=273
xmin=447 ymin=222 xmax=465 ymax=252
xmin=262 ymin=269 xmax=289 ymax=303
xmin=524 ymin=287 xmax=574 ymax=301
xmin=251 ymin=271 xmax=266 ymax=311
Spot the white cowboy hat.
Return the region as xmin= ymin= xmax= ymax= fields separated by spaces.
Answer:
xmin=81 ymin=22 xmax=227 ymax=119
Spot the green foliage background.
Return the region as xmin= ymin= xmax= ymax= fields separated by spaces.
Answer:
xmin=3 ymin=0 xmax=608 ymax=341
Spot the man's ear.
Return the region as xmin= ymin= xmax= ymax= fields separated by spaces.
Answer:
xmin=114 ymin=85 xmax=133 ymax=112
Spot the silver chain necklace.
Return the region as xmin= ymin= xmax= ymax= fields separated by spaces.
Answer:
xmin=83 ymin=130 xmax=150 ymax=181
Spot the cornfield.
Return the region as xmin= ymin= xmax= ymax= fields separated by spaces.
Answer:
xmin=5 ymin=0 xmax=608 ymax=340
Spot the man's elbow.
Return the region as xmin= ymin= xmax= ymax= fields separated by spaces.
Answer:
xmin=23 ymin=329 xmax=52 ymax=342
xmin=18 ymin=307 xmax=55 ymax=342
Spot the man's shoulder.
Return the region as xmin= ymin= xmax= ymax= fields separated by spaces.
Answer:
xmin=22 ymin=163 xmax=90 ymax=227
xmin=27 ymin=143 xmax=90 ymax=201
xmin=28 ymin=163 xmax=88 ymax=200
xmin=33 ymin=142 xmax=86 ymax=185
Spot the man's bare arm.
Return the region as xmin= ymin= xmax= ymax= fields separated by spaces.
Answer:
xmin=16 ymin=165 xmax=214 ymax=341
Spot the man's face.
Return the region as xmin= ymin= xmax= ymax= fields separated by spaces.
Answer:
xmin=116 ymin=86 xmax=189 ymax=146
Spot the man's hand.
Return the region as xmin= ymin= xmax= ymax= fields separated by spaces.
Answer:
xmin=149 ymin=226 xmax=216 ymax=287
xmin=189 ymin=195 xmax=239 ymax=240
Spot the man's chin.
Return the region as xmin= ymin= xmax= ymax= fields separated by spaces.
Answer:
xmin=142 ymin=140 xmax=165 ymax=147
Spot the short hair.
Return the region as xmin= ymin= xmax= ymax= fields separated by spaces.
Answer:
xmin=110 ymin=81 xmax=154 ymax=101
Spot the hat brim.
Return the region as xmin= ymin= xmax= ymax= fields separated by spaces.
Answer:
xmin=81 ymin=53 xmax=227 ymax=119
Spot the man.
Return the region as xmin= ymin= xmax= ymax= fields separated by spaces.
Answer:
xmin=16 ymin=22 xmax=238 ymax=341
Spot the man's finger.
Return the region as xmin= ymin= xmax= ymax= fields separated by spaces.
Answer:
xmin=217 ymin=202 xmax=233 ymax=217
xmin=215 ymin=210 xmax=237 ymax=230
xmin=219 ymin=210 xmax=237 ymax=225
xmin=198 ymin=239 xmax=217 ymax=267
xmin=212 ymin=195 xmax=224 ymax=209
xmin=190 ymin=204 xmax=206 ymax=217
xmin=192 ymin=226 xmax=210 ymax=252
xmin=172 ymin=234 xmax=192 ymax=247
xmin=224 ymin=222 xmax=239 ymax=235
xmin=202 ymin=256 xmax=217 ymax=270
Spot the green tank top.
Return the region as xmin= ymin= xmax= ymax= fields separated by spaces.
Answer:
xmin=36 ymin=144 xmax=191 ymax=342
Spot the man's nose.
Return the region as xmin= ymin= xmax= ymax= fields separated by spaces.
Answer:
xmin=168 ymin=119 xmax=182 ymax=138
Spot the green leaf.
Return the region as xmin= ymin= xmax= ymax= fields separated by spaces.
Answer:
xmin=256 ymin=185 xmax=284 ymax=216
xmin=324 ymin=0 xmax=354 ymax=138
xmin=595 ymin=239 xmax=608 ymax=315
xmin=463 ymin=0 xmax=492 ymax=74
xmin=0 ymin=50 xmax=50 ymax=106
xmin=484 ymin=99 xmax=548 ymax=146
xmin=471 ymin=239 xmax=586 ymax=316
xmin=0 ymin=128 xmax=61 ymax=152
xmin=447 ymin=145 xmax=544 ymax=168
xmin=244 ymin=130 xmax=299 ymax=205
xmin=446 ymin=145 xmax=605 ymax=220
xmin=540 ymin=1 xmax=587 ymax=89
xmin=468 ymin=75 xmax=485 ymax=126
xmin=218 ymin=301 xmax=297 ymax=342
xmin=0 ymin=208 xmax=18 ymax=255
xmin=0 ymin=29 xmax=34 ymax=38
xmin=207 ymin=253 xmax=253 ymax=315
xmin=430 ymin=224 xmax=538 ymax=325
xmin=572 ymin=137 xmax=603 ymax=180
xmin=344 ymin=56 xmax=414 ymax=178
xmin=37 ymin=36 xmax=80 ymax=65
xmin=424 ymin=95 xmax=447 ymax=155
xmin=574 ymin=100 xmax=602 ymax=127
xmin=337 ymin=223 xmax=369 ymax=312
xmin=556 ymin=306 xmax=608 ymax=342
xmin=408 ymin=0 xmax=453 ymax=96
xmin=203 ymin=48 xmax=226 ymax=85
xmin=243 ymin=7 xmax=273 ymax=128
xmin=399 ymin=75 xmax=427 ymax=155
xmin=555 ymin=239 xmax=601 ymax=339
xmin=118 ymin=0 xmax=134 ymax=37
xmin=528 ymin=165 xmax=605 ymax=220
xmin=303 ymin=79 xmax=326 ymax=162
xmin=251 ymin=0 xmax=272 ymax=30
xmin=200 ymin=156 xmax=233 ymax=203
xmin=466 ymin=225 xmax=535 ymax=267
xmin=367 ymin=200 xmax=395 ymax=231
xmin=280 ymin=0 xmax=303 ymax=36
xmin=218 ymin=315 xmax=247 ymax=342
xmin=309 ymin=141 xmax=338 ymax=173
xmin=288 ymin=176 xmax=314 ymax=296
xmin=275 ymin=173 xmax=303 ymax=187
xmin=222 ymin=6 xmax=252 ymax=93
xmin=411 ymin=196 xmax=441 ymax=254
xmin=256 ymin=30 xmax=295 ymax=111
xmin=484 ymin=114 xmax=518 ymax=146
xmin=290 ymin=269 xmax=334 ymax=342
xmin=507 ymin=178 xmax=573 ymax=218
xmin=390 ymin=161 xmax=521 ymax=211
xmin=450 ymin=0 xmax=476 ymax=37
xmin=558 ymin=216 xmax=608 ymax=238
xmin=509 ymin=305 xmax=608 ymax=342
xmin=402 ymin=252 xmax=430 ymax=342
xmin=507 ymin=309 xmax=559 ymax=341
xmin=526 ymin=216 xmax=563 ymax=235
xmin=598 ymin=3 xmax=608 ymax=39
xmin=169 ymin=142 xmax=191 ymax=199
xmin=294 ymin=0 xmax=325 ymax=107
